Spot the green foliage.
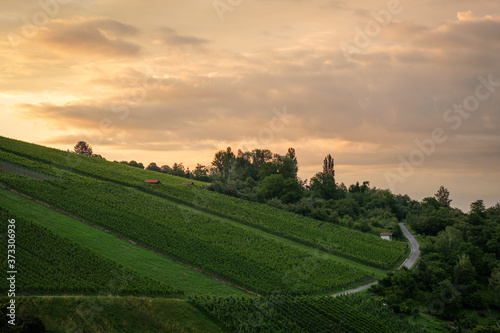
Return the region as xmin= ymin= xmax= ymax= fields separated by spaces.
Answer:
xmin=257 ymin=174 xmax=303 ymax=204
xmin=127 ymin=160 xmax=145 ymax=169
xmin=1 ymin=297 xmax=224 ymax=333
xmin=0 ymin=138 xmax=407 ymax=270
xmin=190 ymin=294 xmax=394 ymax=333
xmin=489 ymin=264 xmax=500 ymax=302
xmin=73 ymin=141 xmax=92 ymax=157
xmin=211 ymin=147 xmax=235 ymax=177
xmin=412 ymin=207 xmax=456 ymax=236
xmin=371 ymin=269 xmax=419 ymax=315
xmin=193 ymin=164 xmax=210 ymax=181
xmin=0 ymin=151 xmax=377 ymax=295
xmin=339 ymin=294 xmax=424 ymax=333
xmin=309 ymin=171 xmax=339 ymax=200
xmin=434 ymin=186 xmax=452 ymax=207
xmin=0 ymin=207 xmax=181 ymax=297
xmin=146 ymin=162 xmax=161 ymax=172
xmin=453 ymin=255 xmax=477 ymax=286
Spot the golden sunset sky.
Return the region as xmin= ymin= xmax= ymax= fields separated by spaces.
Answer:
xmin=1 ymin=0 xmax=499 ymax=211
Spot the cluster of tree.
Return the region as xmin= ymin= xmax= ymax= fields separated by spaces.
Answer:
xmin=207 ymin=147 xmax=301 ymax=202
xmin=75 ymin=140 xmax=414 ymax=236
xmin=371 ymin=200 xmax=500 ymax=331
xmin=139 ymin=162 xmax=210 ymax=180
xmin=72 ymin=141 xmax=495 ymax=243
xmin=203 ymin=147 xmax=416 ymax=237
xmin=73 ymin=140 xmax=500 ymax=330
xmin=73 ymin=141 xmax=104 ymax=159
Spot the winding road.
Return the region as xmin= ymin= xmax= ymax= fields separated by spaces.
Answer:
xmin=398 ymin=222 xmax=420 ymax=270
xmin=332 ymin=223 xmax=419 ymax=297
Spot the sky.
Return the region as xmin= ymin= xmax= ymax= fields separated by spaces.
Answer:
xmin=0 ymin=0 xmax=499 ymax=211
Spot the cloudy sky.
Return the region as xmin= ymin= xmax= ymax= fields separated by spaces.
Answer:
xmin=1 ymin=0 xmax=499 ymax=211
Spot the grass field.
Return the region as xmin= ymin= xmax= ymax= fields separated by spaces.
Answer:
xmin=0 ymin=135 xmax=407 ymax=271
xmin=131 ymin=185 xmax=388 ymax=280
xmin=0 ymin=187 xmax=247 ymax=297
xmin=1 ymin=296 xmax=223 ymax=333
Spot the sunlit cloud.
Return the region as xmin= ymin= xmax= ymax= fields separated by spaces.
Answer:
xmin=1 ymin=0 xmax=499 ymax=210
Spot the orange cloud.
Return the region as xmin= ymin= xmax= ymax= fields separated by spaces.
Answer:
xmin=37 ymin=17 xmax=141 ymax=58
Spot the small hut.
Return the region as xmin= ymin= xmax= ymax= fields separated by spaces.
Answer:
xmin=380 ymin=232 xmax=393 ymax=241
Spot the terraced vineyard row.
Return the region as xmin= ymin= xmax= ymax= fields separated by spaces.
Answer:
xmin=0 ymin=207 xmax=181 ymax=296
xmin=189 ymin=295 xmax=394 ymax=333
xmin=0 ymin=136 xmax=407 ymax=269
xmin=0 ymin=152 xmax=373 ymax=295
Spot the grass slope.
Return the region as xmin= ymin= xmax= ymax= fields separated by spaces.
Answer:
xmin=0 ymin=296 xmax=223 ymax=333
xmin=0 ymin=206 xmax=180 ymax=297
xmin=0 ymin=188 xmax=247 ymax=296
xmin=190 ymin=295 xmax=395 ymax=333
xmin=0 ymin=158 xmax=376 ymax=295
xmin=0 ymin=135 xmax=407 ymax=269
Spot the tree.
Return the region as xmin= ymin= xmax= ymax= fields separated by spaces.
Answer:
xmin=128 ymin=160 xmax=144 ymax=169
xmin=257 ymin=174 xmax=285 ymax=201
xmin=285 ymin=147 xmax=298 ymax=170
xmin=323 ymin=154 xmax=334 ymax=176
xmin=251 ymin=149 xmax=273 ymax=169
xmin=193 ymin=164 xmax=210 ymax=181
xmin=431 ymin=279 xmax=462 ymax=319
xmin=489 ymin=264 xmax=500 ymax=297
xmin=280 ymin=178 xmax=304 ymax=204
xmin=257 ymin=174 xmax=303 ymax=204
xmin=160 ymin=165 xmax=172 ymax=173
xmin=310 ymin=172 xmax=338 ymax=200
xmin=146 ymin=162 xmax=161 ymax=172
xmin=433 ymin=226 xmax=463 ymax=257
xmin=435 ymin=186 xmax=452 ymax=207
xmin=454 ymin=254 xmax=477 ymax=286
xmin=74 ymin=141 xmax=93 ymax=156
xmin=212 ymin=147 xmax=235 ymax=178
xmin=258 ymin=155 xmax=297 ymax=180
xmin=470 ymin=200 xmax=486 ymax=217
xmin=171 ymin=163 xmax=185 ymax=177
xmin=348 ymin=181 xmax=370 ymax=193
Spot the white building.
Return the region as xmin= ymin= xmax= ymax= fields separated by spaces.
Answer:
xmin=380 ymin=232 xmax=393 ymax=241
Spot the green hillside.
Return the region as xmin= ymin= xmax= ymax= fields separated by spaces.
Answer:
xmin=0 ymin=207 xmax=180 ymax=297
xmin=0 ymin=148 xmax=375 ymax=295
xmin=189 ymin=294 xmax=398 ymax=333
xmin=1 ymin=297 xmax=223 ymax=333
xmin=0 ymin=189 xmax=246 ymax=296
xmin=0 ymin=135 xmax=407 ymax=270
xmin=0 ymin=135 xmax=415 ymax=331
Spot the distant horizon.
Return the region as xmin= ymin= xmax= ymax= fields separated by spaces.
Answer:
xmin=3 ymin=134 xmax=497 ymax=213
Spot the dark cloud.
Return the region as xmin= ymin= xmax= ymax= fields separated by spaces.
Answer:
xmin=38 ymin=18 xmax=141 ymax=57
xmin=4 ymin=7 xmax=500 ymax=210
xmin=157 ymin=26 xmax=209 ymax=47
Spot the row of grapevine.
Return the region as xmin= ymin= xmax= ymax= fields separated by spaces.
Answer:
xmin=336 ymin=294 xmax=424 ymax=333
xmin=0 ymin=207 xmax=182 ymax=297
xmin=189 ymin=294 xmax=394 ymax=333
xmin=0 ymin=154 xmax=373 ymax=295
xmin=0 ymin=136 xmax=407 ymax=269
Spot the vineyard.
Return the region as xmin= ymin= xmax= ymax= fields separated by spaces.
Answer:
xmin=336 ymin=294 xmax=423 ymax=333
xmin=189 ymin=294 xmax=397 ymax=333
xmin=0 ymin=150 xmax=375 ymax=295
xmin=0 ymin=207 xmax=181 ymax=297
xmin=0 ymin=136 xmax=407 ymax=269
xmin=0 ymin=136 xmax=417 ymax=332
